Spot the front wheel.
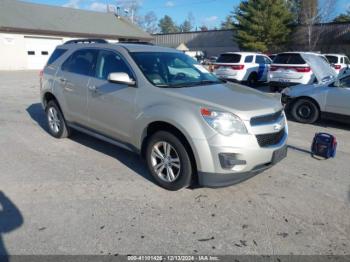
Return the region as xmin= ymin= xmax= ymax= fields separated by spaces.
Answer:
xmin=146 ymin=131 xmax=193 ymax=191
xmin=291 ymin=98 xmax=320 ymax=124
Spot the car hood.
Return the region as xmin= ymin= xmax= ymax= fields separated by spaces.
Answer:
xmin=283 ymin=82 xmax=328 ymax=97
xmin=165 ymin=82 xmax=283 ymax=120
xmin=301 ymin=53 xmax=337 ymax=83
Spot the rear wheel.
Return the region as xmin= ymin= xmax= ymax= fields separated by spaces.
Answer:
xmin=291 ymin=98 xmax=320 ymax=124
xmin=45 ymin=100 xmax=70 ymax=138
xmin=146 ymin=131 xmax=193 ymax=191
xmin=247 ymin=73 xmax=258 ymax=87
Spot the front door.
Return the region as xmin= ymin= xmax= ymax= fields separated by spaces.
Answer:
xmin=326 ymin=75 xmax=350 ymax=115
xmin=87 ymin=50 xmax=137 ymax=143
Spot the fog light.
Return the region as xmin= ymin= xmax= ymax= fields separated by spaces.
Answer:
xmin=219 ymin=153 xmax=246 ymax=169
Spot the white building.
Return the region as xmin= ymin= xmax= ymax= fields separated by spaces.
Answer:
xmin=0 ymin=0 xmax=152 ymax=70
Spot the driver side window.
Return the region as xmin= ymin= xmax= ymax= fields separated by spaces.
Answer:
xmin=95 ymin=50 xmax=133 ymax=80
xmin=339 ymin=76 xmax=350 ymax=87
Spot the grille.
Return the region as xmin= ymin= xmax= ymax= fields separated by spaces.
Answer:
xmin=256 ymin=128 xmax=285 ymax=147
xmin=250 ymin=110 xmax=283 ymax=126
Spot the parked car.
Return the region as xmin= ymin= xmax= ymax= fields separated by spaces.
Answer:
xmin=40 ymin=39 xmax=288 ymax=190
xmin=269 ymin=52 xmax=337 ymax=92
xmin=324 ymin=53 xmax=350 ymax=76
xmin=213 ymin=52 xmax=272 ymax=86
xmin=282 ymin=72 xmax=350 ymax=124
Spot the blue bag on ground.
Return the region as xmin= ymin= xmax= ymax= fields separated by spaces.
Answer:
xmin=311 ymin=133 xmax=337 ymax=159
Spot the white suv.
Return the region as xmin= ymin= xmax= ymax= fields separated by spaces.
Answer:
xmin=324 ymin=53 xmax=350 ymax=76
xmin=269 ymin=52 xmax=324 ymax=92
xmin=213 ymin=52 xmax=272 ymax=86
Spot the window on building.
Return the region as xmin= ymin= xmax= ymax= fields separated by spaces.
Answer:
xmin=41 ymin=51 xmax=49 ymax=55
xmin=27 ymin=51 xmax=35 ymax=55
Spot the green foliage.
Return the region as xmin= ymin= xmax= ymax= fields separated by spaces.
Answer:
xmin=234 ymin=0 xmax=294 ymax=52
xmin=333 ymin=12 xmax=350 ymax=23
xmin=221 ymin=15 xmax=235 ymax=30
xmin=158 ymin=15 xmax=179 ymax=33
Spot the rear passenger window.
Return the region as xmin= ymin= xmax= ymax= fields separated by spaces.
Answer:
xmin=95 ymin=50 xmax=133 ymax=80
xmin=274 ymin=54 xmax=305 ymax=65
xmin=255 ymin=56 xmax=265 ymax=64
xmin=217 ymin=54 xmax=241 ymax=63
xmin=61 ymin=49 xmax=98 ymax=76
xmin=244 ymin=56 xmax=253 ymax=63
xmin=341 ymin=57 xmax=344 ymax=64
xmin=47 ymin=49 xmax=67 ymax=65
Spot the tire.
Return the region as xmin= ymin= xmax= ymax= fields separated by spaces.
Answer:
xmin=45 ymin=100 xmax=70 ymax=138
xmin=247 ymin=73 xmax=258 ymax=87
xmin=146 ymin=131 xmax=193 ymax=191
xmin=291 ymin=98 xmax=320 ymax=124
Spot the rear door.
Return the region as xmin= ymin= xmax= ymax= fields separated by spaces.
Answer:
xmin=214 ymin=53 xmax=242 ymax=77
xmin=55 ymin=48 xmax=98 ymax=125
xmin=325 ymin=75 xmax=350 ymax=116
xmin=87 ymin=49 xmax=137 ymax=143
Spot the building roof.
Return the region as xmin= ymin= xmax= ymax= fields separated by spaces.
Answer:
xmin=0 ymin=0 xmax=152 ymax=40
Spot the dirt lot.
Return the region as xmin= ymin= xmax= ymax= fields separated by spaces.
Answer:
xmin=0 ymin=71 xmax=349 ymax=256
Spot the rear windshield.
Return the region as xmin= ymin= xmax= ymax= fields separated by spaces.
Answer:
xmin=325 ymin=56 xmax=338 ymax=64
xmin=217 ymin=54 xmax=241 ymax=63
xmin=273 ymin=53 xmax=305 ymax=65
xmin=47 ymin=48 xmax=67 ymax=65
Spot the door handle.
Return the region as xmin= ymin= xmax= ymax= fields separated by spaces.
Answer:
xmin=60 ymin=78 xmax=67 ymax=84
xmin=88 ymin=85 xmax=98 ymax=92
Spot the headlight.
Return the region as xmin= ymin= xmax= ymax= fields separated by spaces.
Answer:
xmin=201 ymin=108 xmax=247 ymax=136
xmin=282 ymin=87 xmax=290 ymax=95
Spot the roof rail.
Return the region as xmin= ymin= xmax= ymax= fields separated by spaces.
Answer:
xmin=118 ymin=41 xmax=154 ymax=45
xmin=64 ymin=39 xmax=108 ymax=44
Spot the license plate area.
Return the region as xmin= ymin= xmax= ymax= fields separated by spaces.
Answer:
xmin=272 ymin=145 xmax=288 ymax=164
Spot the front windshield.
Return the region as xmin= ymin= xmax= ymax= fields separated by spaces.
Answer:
xmin=130 ymin=52 xmax=222 ymax=88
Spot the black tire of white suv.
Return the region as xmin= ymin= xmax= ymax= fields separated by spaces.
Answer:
xmin=146 ymin=131 xmax=193 ymax=191
xmin=46 ymin=100 xmax=70 ymax=138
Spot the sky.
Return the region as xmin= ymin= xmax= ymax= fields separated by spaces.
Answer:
xmin=22 ymin=0 xmax=350 ymax=29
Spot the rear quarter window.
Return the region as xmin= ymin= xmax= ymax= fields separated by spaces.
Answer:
xmin=274 ymin=53 xmax=306 ymax=65
xmin=325 ymin=56 xmax=338 ymax=64
xmin=47 ymin=49 xmax=67 ymax=65
xmin=217 ymin=54 xmax=241 ymax=63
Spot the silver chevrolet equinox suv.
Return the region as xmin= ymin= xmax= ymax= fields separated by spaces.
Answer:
xmin=40 ymin=39 xmax=288 ymax=190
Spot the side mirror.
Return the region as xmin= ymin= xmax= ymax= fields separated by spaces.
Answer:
xmin=108 ymin=72 xmax=136 ymax=86
xmin=333 ymin=79 xmax=341 ymax=87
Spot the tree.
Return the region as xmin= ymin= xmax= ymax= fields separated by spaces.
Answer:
xmin=234 ymin=0 xmax=294 ymax=52
xmin=141 ymin=11 xmax=158 ymax=33
xmin=158 ymin=15 xmax=179 ymax=33
xmin=295 ymin=0 xmax=335 ymax=50
xmin=333 ymin=10 xmax=350 ymax=23
xmin=200 ymin=25 xmax=209 ymax=31
xmin=221 ymin=15 xmax=235 ymax=29
xmin=179 ymin=13 xmax=195 ymax=32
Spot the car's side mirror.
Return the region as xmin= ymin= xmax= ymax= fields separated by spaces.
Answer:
xmin=333 ymin=79 xmax=341 ymax=87
xmin=108 ymin=72 xmax=136 ymax=86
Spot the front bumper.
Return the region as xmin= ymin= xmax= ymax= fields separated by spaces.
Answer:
xmin=198 ymin=145 xmax=287 ymax=187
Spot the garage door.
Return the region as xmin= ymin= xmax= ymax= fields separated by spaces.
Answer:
xmin=25 ymin=37 xmax=63 ymax=70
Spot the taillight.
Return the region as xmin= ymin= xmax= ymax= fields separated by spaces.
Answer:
xmin=231 ymin=65 xmax=244 ymax=70
xmin=295 ymin=67 xmax=311 ymax=73
xmin=270 ymin=66 xmax=279 ymax=71
xmin=334 ymin=64 xmax=341 ymax=70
